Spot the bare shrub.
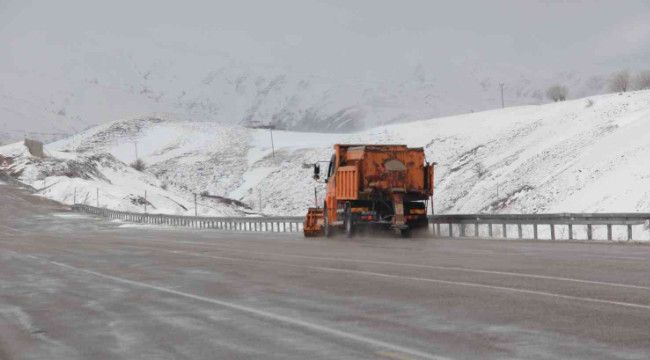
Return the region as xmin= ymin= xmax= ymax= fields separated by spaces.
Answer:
xmin=130 ymin=158 xmax=146 ymax=171
xmin=635 ymin=70 xmax=650 ymax=90
xmin=585 ymin=99 xmax=594 ymax=108
xmin=609 ymin=70 xmax=631 ymax=92
xmin=546 ymin=85 xmax=568 ymax=102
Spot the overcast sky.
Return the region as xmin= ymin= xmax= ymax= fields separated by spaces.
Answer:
xmin=1 ymin=0 xmax=650 ymax=82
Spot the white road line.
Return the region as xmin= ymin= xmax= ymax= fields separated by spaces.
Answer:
xmin=16 ymin=253 xmax=446 ymax=360
xmin=128 ymin=240 xmax=650 ymax=291
xmin=142 ymin=247 xmax=650 ymax=311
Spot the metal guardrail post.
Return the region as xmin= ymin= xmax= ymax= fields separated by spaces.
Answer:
xmin=607 ymin=224 xmax=612 ymax=241
xmin=550 ymin=224 xmax=555 ymax=241
xmin=627 ymin=225 xmax=633 ymax=241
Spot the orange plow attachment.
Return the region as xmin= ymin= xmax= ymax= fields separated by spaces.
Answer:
xmin=303 ymin=207 xmax=324 ymax=237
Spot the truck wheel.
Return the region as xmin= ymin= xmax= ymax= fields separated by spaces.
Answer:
xmin=344 ymin=203 xmax=353 ymax=237
xmin=324 ymin=205 xmax=332 ymax=238
xmin=399 ymin=228 xmax=411 ymax=238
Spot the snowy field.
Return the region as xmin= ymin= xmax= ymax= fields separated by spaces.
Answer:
xmin=2 ymin=90 xmax=650 ymax=217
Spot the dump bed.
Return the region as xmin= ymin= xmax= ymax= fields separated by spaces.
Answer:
xmin=335 ymin=144 xmax=431 ymax=197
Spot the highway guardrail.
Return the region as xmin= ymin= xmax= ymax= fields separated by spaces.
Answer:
xmin=72 ymin=204 xmax=305 ymax=233
xmin=430 ymin=213 xmax=650 ymax=241
xmin=72 ymin=204 xmax=650 ymax=241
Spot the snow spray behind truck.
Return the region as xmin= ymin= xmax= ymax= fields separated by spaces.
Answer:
xmin=304 ymin=144 xmax=435 ymax=237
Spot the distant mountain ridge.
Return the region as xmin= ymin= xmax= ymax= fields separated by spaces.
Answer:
xmin=0 ymin=59 xmax=611 ymax=144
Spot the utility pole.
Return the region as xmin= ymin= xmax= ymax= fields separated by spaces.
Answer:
xmin=96 ymin=188 xmax=99 ymax=207
xmin=269 ymin=128 xmax=275 ymax=158
xmin=430 ymin=162 xmax=437 ymax=216
xmin=194 ymin=193 xmax=198 ymax=216
xmin=74 ymin=187 xmax=77 ymax=205
xmin=258 ymin=189 xmax=262 ymax=212
xmin=134 ymin=141 xmax=139 ymax=161
xmin=314 ymin=187 xmax=318 ymax=207
xmin=144 ymin=190 xmax=147 ymax=214
xmin=499 ymin=83 xmax=505 ymax=108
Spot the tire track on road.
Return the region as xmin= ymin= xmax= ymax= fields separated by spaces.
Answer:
xmin=12 ymin=251 xmax=446 ymax=360
xmin=117 ymin=238 xmax=650 ymax=291
xmin=126 ymin=245 xmax=650 ymax=311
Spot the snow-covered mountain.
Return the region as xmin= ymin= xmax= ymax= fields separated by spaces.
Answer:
xmin=2 ymin=89 xmax=649 ymax=219
xmin=0 ymin=54 xmax=612 ymax=145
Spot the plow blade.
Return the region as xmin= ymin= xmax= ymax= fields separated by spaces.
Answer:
xmin=303 ymin=207 xmax=324 ymax=237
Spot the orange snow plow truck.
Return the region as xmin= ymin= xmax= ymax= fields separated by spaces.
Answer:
xmin=304 ymin=144 xmax=434 ymax=237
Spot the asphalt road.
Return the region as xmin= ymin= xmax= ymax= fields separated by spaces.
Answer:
xmin=2 ymin=183 xmax=650 ymax=359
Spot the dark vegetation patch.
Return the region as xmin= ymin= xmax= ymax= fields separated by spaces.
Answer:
xmin=130 ymin=159 xmax=146 ymax=171
xmin=127 ymin=194 xmax=155 ymax=209
xmin=484 ymin=185 xmax=535 ymax=212
xmin=449 ymin=145 xmax=485 ymax=173
xmin=42 ymin=155 xmax=113 ymax=182
xmin=201 ymin=193 xmax=252 ymax=209
xmin=0 ymin=154 xmax=13 ymax=167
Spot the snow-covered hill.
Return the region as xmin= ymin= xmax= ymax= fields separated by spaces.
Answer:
xmin=0 ymin=138 xmax=255 ymax=217
xmin=2 ymin=90 xmax=650 ymax=217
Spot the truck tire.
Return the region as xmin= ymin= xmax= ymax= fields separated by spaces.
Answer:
xmin=324 ymin=205 xmax=332 ymax=238
xmin=344 ymin=203 xmax=353 ymax=237
xmin=399 ymin=228 xmax=411 ymax=238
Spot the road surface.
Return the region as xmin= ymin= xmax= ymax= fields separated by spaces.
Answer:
xmin=1 ymin=182 xmax=650 ymax=359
